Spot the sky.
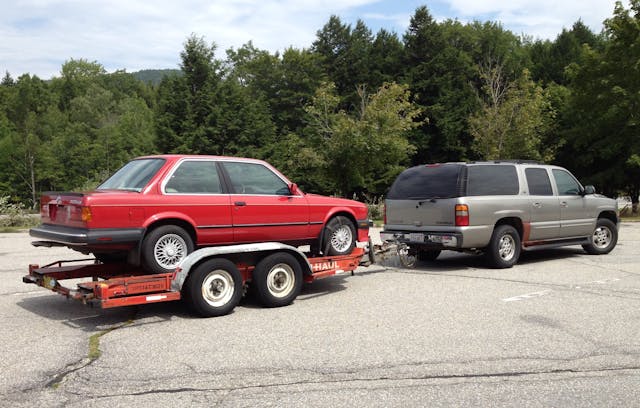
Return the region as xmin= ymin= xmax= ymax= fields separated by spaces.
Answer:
xmin=1 ymin=0 xmax=621 ymax=80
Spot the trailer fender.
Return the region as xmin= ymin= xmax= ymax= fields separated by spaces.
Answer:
xmin=171 ymin=242 xmax=312 ymax=292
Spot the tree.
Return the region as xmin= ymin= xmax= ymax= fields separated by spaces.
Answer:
xmin=470 ymin=69 xmax=555 ymax=160
xmin=559 ymin=0 xmax=640 ymax=209
xmin=403 ymin=8 xmax=479 ymax=163
xmin=305 ymin=82 xmax=421 ymax=196
xmin=1 ymin=74 xmax=53 ymax=207
xmin=156 ymin=35 xmax=276 ymax=156
xmin=528 ymin=20 xmax=602 ymax=85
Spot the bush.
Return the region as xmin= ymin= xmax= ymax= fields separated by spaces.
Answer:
xmin=365 ymin=196 xmax=384 ymax=221
xmin=0 ymin=196 xmax=38 ymax=228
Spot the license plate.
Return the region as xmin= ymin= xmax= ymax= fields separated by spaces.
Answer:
xmin=408 ymin=233 xmax=424 ymax=242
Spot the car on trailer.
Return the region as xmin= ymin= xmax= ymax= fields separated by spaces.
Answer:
xmin=30 ymin=155 xmax=370 ymax=274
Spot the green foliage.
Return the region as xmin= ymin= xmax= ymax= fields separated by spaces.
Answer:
xmin=557 ymin=0 xmax=640 ymax=203
xmin=0 ymin=195 xmax=37 ymax=228
xmin=305 ymin=81 xmax=420 ymax=196
xmin=470 ymin=69 xmax=556 ymax=161
xmin=0 ymin=2 xmax=637 ymax=207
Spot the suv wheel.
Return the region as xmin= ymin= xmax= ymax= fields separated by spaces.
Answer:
xmin=486 ymin=225 xmax=521 ymax=269
xmin=582 ymin=218 xmax=617 ymax=255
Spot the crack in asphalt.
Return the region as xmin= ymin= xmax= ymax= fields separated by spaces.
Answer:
xmin=63 ymin=364 xmax=640 ymax=400
xmin=45 ymin=311 xmax=137 ymax=389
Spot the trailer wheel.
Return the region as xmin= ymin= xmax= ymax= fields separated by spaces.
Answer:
xmin=183 ymin=258 xmax=243 ymax=317
xmin=253 ymin=252 xmax=303 ymax=308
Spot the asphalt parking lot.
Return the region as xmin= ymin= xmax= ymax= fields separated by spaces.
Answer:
xmin=1 ymin=224 xmax=639 ymax=407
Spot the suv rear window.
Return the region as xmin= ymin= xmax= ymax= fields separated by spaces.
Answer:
xmin=467 ymin=165 xmax=519 ymax=196
xmin=387 ymin=164 xmax=462 ymax=199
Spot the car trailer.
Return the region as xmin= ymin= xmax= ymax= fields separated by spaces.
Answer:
xmin=23 ymin=242 xmax=373 ymax=317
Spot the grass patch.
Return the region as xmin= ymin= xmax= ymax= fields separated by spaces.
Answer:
xmin=621 ymin=215 xmax=640 ymax=222
xmin=88 ymin=320 xmax=134 ymax=361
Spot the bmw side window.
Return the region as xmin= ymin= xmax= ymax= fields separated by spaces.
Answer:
xmin=165 ymin=161 xmax=222 ymax=194
xmin=525 ymin=168 xmax=553 ymax=196
xmin=223 ymin=162 xmax=289 ymax=195
xmin=552 ymin=169 xmax=581 ymax=195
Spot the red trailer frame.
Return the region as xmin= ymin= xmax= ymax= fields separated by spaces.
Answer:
xmin=23 ymin=243 xmax=371 ymax=315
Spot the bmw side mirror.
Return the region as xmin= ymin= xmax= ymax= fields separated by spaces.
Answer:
xmin=583 ymin=185 xmax=596 ymax=195
xmin=289 ymin=183 xmax=303 ymax=196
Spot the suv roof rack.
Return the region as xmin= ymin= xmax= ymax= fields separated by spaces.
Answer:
xmin=466 ymin=160 xmax=544 ymax=165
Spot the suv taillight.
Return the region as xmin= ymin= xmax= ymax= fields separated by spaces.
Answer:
xmin=455 ymin=204 xmax=469 ymax=226
xmin=383 ymin=204 xmax=387 ymax=225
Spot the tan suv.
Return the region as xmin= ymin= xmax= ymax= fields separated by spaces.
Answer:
xmin=380 ymin=161 xmax=619 ymax=268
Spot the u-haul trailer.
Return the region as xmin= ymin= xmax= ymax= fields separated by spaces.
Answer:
xmin=23 ymin=242 xmax=373 ymax=317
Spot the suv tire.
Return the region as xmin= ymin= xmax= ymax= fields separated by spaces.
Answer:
xmin=486 ymin=225 xmax=521 ymax=269
xmin=582 ymin=218 xmax=618 ymax=255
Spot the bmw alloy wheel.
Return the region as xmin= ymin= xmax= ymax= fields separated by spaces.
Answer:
xmin=154 ymin=233 xmax=188 ymax=269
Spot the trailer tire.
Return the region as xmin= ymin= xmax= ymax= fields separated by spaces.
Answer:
xmin=253 ymin=252 xmax=303 ymax=308
xmin=183 ymin=258 xmax=243 ymax=317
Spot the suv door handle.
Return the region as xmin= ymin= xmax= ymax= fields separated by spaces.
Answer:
xmin=234 ymin=201 xmax=247 ymax=207
xmin=532 ymin=202 xmax=542 ymax=208
xmin=560 ymin=201 xmax=568 ymax=208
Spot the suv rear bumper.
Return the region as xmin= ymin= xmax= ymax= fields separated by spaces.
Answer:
xmin=380 ymin=230 xmax=462 ymax=248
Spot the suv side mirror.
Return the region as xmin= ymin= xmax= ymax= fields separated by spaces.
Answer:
xmin=583 ymin=185 xmax=596 ymax=195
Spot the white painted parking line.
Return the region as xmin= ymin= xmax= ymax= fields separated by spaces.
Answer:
xmin=583 ymin=278 xmax=620 ymax=285
xmin=575 ymin=278 xmax=620 ymax=289
xmin=502 ymin=290 xmax=551 ymax=302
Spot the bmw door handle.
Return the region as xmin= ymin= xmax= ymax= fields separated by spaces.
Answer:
xmin=234 ymin=201 xmax=247 ymax=207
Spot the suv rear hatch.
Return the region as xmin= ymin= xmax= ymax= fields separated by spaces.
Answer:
xmin=385 ymin=164 xmax=464 ymax=231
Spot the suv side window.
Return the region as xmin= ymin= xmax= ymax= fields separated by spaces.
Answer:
xmin=525 ymin=168 xmax=553 ymax=196
xmin=223 ymin=162 xmax=290 ymax=195
xmin=165 ymin=160 xmax=222 ymax=194
xmin=467 ymin=165 xmax=519 ymax=196
xmin=552 ymin=169 xmax=581 ymax=195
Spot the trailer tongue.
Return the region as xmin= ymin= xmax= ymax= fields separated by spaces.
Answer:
xmin=23 ymin=243 xmax=371 ymax=317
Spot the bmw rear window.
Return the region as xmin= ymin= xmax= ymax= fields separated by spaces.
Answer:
xmin=98 ymin=158 xmax=165 ymax=192
xmin=387 ymin=164 xmax=463 ymax=199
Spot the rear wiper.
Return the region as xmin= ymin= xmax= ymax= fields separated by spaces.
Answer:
xmin=416 ymin=196 xmax=453 ymax=205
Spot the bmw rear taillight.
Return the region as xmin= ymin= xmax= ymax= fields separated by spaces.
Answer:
xmin=455 ymin=204 xmax=469 ymax=226
xmin=81 ymin=206 xmax=92 ymax=223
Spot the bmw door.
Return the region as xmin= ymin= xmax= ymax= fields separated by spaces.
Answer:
xmin=220 ymin=161 xmax=311 ymax=243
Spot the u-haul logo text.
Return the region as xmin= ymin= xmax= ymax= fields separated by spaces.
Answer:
xmin=311 ymin=261 xmax=338 ymax=272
